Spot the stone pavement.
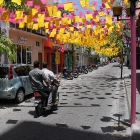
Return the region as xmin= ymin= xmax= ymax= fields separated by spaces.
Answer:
xmin=123 ymin=66 xmax=140 ymax=139
xmin=0 ymin=63 xmax=133 ymax=140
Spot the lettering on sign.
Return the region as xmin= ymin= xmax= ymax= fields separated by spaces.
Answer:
xmin=18 ymin=36 xmax=27 ymax=44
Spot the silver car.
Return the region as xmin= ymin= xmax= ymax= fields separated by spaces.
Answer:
xmin=0 ymin=64 xmax=33 ymax=103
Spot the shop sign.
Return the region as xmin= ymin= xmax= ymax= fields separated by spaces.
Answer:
xmin=18 ymin=36 xmax=27 ymax=44
xmin=55 ymin=52 xmax=60 ymax=64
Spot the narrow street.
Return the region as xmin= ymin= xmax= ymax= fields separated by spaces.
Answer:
xmin=0 ymin=63 xmax=132 ymax=140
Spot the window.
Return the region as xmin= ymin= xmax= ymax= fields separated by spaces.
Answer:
xmin=14 ymin=66 xmax=33 ymax=76
xmin=36 ymin=41 xmax=40 ymax=47
xmin=14 ymin=44 xmax=32 ymax=64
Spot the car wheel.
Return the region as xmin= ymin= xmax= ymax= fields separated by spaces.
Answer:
xmin=15 ymin=88 xmax=25 ymax=103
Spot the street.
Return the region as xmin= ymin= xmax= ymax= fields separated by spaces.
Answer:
xmin=0 ymin=63 xmax=132 ymax=140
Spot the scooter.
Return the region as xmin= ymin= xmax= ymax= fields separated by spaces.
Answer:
xmin=34 ymin=81 xmax=60 ymax=117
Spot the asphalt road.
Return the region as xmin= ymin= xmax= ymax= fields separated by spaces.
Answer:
xmin=0 ymin=63 xmax=132 ymax=140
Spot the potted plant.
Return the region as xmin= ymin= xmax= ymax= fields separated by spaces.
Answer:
xmin=112 ymin=0 xmax=123 ymax=16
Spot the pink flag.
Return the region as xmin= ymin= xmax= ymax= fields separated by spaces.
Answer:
xmin=58 ymin=4 xmax=64 ymax=9
xmin=40 ymin=0 xmax=46 ymax=5
xmin=92 ymin=2 xmax=97 ymax=6
xmin=27 ymin=1 xmax=33 ymax=7
xmin=45 ymin=17 xmax=52 ymax=21
xmin=0 ymin=7 xmax=3 ymax=12
xmin=9 ymin=12 xmax=15 ymax=18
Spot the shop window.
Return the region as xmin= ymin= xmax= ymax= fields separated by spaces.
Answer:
xmin=14 ymin=44 xmax=32 ymax=64
xmin=36 ymin=41 xmax=40 ymax=47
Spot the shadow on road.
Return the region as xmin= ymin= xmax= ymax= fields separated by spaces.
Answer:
xmin=0 ymin=121 xmax=132 ymax=140
xmin=0 ymin=93 xmax=34 ymax=108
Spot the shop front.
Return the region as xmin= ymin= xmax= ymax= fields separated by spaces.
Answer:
xmin=9 ymin=29 xmax=45 ymax=67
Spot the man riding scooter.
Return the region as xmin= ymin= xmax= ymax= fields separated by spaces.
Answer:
xmin=42 ymin=62 xmax=59 ymax=106
xmin=29 ymin=61 xmax=57 ymax=107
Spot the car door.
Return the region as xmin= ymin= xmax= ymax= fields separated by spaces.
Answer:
xmin=19 ymin=66 xmax=29 ymax=95
xmin=26 ymin=66 xmax=33 ymax=94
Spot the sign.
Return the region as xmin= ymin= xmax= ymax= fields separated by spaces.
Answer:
xmin=55 ymin=52 xmax=60 ymax=64
xmin=18 ymin=36 xmax=27 ymax=44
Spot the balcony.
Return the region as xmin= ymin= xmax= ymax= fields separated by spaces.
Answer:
xmin=9 ymin=22 xmax=46 ymax=36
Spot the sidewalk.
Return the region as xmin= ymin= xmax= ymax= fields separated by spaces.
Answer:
xmin=123 ymin=66 xmax=140 ymax=139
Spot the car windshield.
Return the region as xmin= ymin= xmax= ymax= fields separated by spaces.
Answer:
xmin=0 ymin=67 xmax=8 ymax=78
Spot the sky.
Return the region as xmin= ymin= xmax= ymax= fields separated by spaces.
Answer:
xmin=54 ymin=0 xmax=102 ymax=15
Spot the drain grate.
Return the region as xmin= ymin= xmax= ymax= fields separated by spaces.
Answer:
xmin=91 ymin=104 xmax=100 ymax=106
xmin=13 ymin=109 xmax=21 ymax=111
xmin=56 ymin=123 xmax=68 ymax=128
xmin=6 ymin=119 xmax=18 ymax=124
xmin=74 ymin=103 xmax=82 ymax=105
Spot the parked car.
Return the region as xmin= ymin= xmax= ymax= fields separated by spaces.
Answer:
xmin=0 ymin=64 xmax=33 ymax=103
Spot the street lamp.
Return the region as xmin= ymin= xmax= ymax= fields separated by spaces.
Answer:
xmin=113 ymin=0 xmax=138 ymax=125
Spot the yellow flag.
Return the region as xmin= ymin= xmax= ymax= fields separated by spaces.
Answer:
xmin=50 ymin=32 xmax=55 ymax=37
xmin=56 ymin=11 xmax=61 ymax=18
xmin=12 ymin=0 xmax=21 ymax=5
xmin=47 ymin=6 xmax=53 ymax=16
xmin=30 ymin=8 xmax=38 ymax=18
xmin=55 ymin=21 xmax=60 ymax=26
xmin=105 ymin=3 xmax=111 ymax=9
xmin=52 ymin=28 xmax=57 ymax=34
xmin=106 ymin=14 xmax=112 ymax=25
xmin=59 ymin=28 xmax=65 ymax=34
xmin=15 ymin=10 xmax=23 ymax=20
xmin=74 ymin=16 xmax=79 ymax=22
xmin=98 ymin=11 xmax=106 ymax=17
xmin=93 ymin=16 xmax=99 ymax=22
xmin=68 ymin=19 xmax=71 ymax=24
xmin=62 ymin=18 xmax=68 ymax=25
xmin=1 ymin=10 xmax=8 ymax=22
xmin=27 ymin=22 xmax=33 ymax=29
xmin=52 ymin=5 xmax=57 ymax=17
xmin=64 ymin=2 xmax=73 ymax=11
xmin=24 ymin=15 xmax=32 ymax=23
xmin=80 ymin=0 xmax=86 ymax=7
xmin=85 ymin=0 xmax=89 ymax=7
xmin=38 ymin=14 xmax=45 ymax=21
xmin=90 ymin=6 xmax=96 ymax=10
xmin=38 ymin=20 xmax=44 ymax=28
xmin=44 ymin=22 xmax=49 ymax=28
xmin=0 ymin=0 xmax=4 ymax=6
xmin=32 ymin=23 xmax=38 ymax=30
xmin=19 ymin=22 xmax=25 ymax=28
xmin=86 ymin=25 xmax=92 ymax=29
xmin=69 ymin=27 xmax=74 ymax=31
xmin=85 ymin=14 xmax=93 ymax=20
xmin=45 ymin=29 xmax=49 ymax=33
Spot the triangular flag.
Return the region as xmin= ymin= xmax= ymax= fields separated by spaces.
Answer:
xmin=12 ymin=0 xmax=21 ymax=5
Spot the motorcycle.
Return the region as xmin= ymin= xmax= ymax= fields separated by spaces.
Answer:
xmin=59 ymin=68 xmax=73 ymax=80
xmin=34 ymin=81 xmax=60 ymax=117
xmin=91 ymin=63 xmax=98 ymax=70
xmin=76 ymin=66 xmax=88 ymax=74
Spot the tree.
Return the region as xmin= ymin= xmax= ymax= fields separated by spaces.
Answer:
xmin=2 ymin=0 xmax=30 ymax=12
xmin=0 ymin=29 xmax=16 ymax=61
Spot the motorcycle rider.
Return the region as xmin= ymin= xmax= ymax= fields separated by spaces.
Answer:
xmin=42 ymin=62 xmax=59 ymax=105
xmin=29 ymin=61 xmax=55 ymax=106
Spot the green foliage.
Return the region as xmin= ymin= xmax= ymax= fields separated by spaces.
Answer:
xmin=0 ymin=34 xmax=16 ymax=61
xmin=2 ymin=0 xmax=30 ymax=12
xmin=101 ymin=23 xmax=123 ymax=50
